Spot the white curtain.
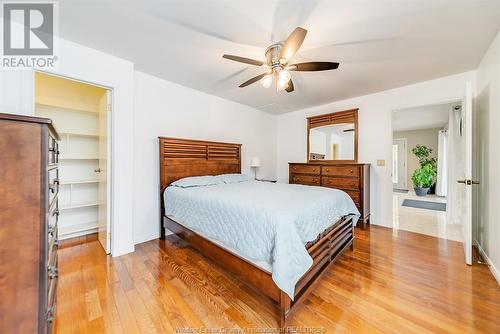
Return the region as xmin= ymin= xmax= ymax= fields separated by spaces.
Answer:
xmin=447 ymin=106 xmax=465 ymax=224
xmin=436 ymin=130 xmax=448 ymax=196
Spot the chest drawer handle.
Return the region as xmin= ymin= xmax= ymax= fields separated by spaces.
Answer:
xmin=325 ymin=168 xmax=330 ymax=172
xmin=350 ymin=170 xmax=353 ymax=173
xmin=48 ymin=225 xmax=56 ymax=236
xmin=46 ymin=306 xmax=55 ymax=323
xmin=48 ymin=266 xmax=59 ymax=279
xmin=49 ymin=179 xmax=59 ymax=194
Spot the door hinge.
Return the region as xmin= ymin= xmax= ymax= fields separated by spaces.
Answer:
xmin=106 ymin=104 xmax=112 ymax=112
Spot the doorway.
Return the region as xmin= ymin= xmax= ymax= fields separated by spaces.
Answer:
xmin=391 ymin=101 xmax=462 ymax=242
xmin=34 ymin=72 xmax=112 ymax=254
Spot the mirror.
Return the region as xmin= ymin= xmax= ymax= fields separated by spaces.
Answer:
xmin=309 ymin=123 xmax=355 ymax=160
xmin=307 ymin=109 xmax=358 ymax=162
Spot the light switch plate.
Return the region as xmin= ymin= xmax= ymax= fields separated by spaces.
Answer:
xmin=377 ymin=159 xmax=385 ymax=166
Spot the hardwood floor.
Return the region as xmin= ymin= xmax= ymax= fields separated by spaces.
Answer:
xmin=55 ymin=227 xmax=500 ymax=333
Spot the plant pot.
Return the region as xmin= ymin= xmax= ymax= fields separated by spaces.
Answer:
xmin=414 ymin=187 xmax=430 ymax=197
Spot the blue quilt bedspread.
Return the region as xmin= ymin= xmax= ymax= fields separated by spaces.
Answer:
xmin=164 ymin=181 xmax=359 ymax=299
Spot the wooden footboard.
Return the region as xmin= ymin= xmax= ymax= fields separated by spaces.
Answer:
xmin=163 ymin=215 xmax=354 ymax=328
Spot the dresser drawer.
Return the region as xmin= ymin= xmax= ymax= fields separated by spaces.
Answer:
xmin=322 ymin=165 xmax=360 ymax=177
xmin=291 ymin=174 xmax=320 ymax=186
xmin=345 ymin=190 xmax=361 ymax=206
xmin=290 ymin=164 xmax=321 ymax=175
xmin=48 ymin=167 xmax=59 ymax=205
xmin=46 ymin=264 xmax=58 ymax=331
xmin=322 ymin=176 xmax=360 ymax=190
xmin=48 ymin=136 xmax=59 ymax=165
xmin=47 ymin=253 xmax=58 ymax=291
xmin=47 ymin=209 xmax=58 ymax=266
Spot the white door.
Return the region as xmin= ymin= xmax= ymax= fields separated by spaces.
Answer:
xmin=392 ymin=138 xmax=407 ymax=190
xmin=459 ymin=82 xmax=473 ymax=265
xmin=97 ymin=90 xmax=112 ymax=254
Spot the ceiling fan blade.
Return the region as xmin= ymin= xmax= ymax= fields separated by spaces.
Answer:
xmin=279 ymin=27 xmax=307 ymax=62
xmin=223 ymin=54 xmax=265 ymax=66
xmin=285 ymin=79 xmax=294 ymax=93
xmin=239 ymin=73 xmax=268 ymax=88
xmin=289 ymin=61 xmax=339 ymax=71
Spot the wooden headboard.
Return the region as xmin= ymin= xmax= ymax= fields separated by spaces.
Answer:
xmin=159 ymin=137 xmax=241 ymax=191
xmin=159 ymin=137 xmax=241 ymax=237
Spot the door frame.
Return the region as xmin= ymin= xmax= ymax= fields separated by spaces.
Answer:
xmin=33 ymin=69 xmax=114 ymax=254
xmin=392 ymin=138 xmax=408 ymax=190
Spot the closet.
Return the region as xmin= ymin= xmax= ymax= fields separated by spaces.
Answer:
xmin=35 ymin=72 xmax=110 ymax=250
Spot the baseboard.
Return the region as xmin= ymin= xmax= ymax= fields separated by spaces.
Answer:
xmin=134 ymin=232 xmax=159 ymax=245
xmin=474 ymin=240 xmax=500 ymax=286
xmin=58 ymin=226 xmax=98 ymax=240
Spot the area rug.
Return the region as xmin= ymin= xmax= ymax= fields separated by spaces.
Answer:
xmin=402 ymin=199 xmax=446 ymax=212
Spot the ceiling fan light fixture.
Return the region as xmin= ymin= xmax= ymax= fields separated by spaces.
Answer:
xmin=277 ymin=69 xmax=291 ymax=91
xmin=278 ymin=69 xmax=291 ymax=83
xmin=261 ymin=74 xmax=273 ymax=88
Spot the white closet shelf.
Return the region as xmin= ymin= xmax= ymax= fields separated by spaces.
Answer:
xmin=36 ymin=102 xmax=99 ymax=114
xmin=59 ymin=157 xmax=99 ymax=161
xmin=60 ymin=179 xmax=99 ymax=185
xmin=58 ymin=221 xmax=98 ymax=240
xmin=60 ymin=202 xmax=98 ymax=210
xmin=59 ymin=132 xmax=99 ymax=138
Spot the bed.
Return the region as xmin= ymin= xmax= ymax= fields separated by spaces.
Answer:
xmin=159 ymin=137 xmax=359 ymax=327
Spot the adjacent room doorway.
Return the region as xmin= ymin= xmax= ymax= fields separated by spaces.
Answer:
xmin=391 ymin=82 xmax=477 ymax=265
xmin=34 ymin=72 xmax=113 ymax=254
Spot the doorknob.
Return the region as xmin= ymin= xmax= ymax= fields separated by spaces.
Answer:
xmin=94 ymin=168 xmax=102 ymax=173
xmin=457 ymin=179 xmax=480 ymax=185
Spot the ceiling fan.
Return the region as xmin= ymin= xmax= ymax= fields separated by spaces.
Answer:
xmin=222 ymin=27 xmax=339 ymax=93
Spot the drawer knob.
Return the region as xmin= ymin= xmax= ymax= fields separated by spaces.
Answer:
xmin=326 ymin=169 xmax=329 ymax=172
xmin=46 ymin=306 xmax=55 ymax=323
xmin=48 ymin=225 xmax=56 ymax=235
xmin=350 ymin=170 xmax=353 ymax=173
xmin=293 ymin=167 xmax=297 ymax=170
xmin=48 ymin=266 xmax=59 ymax=279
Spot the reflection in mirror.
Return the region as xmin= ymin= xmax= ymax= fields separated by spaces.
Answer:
xmin=309 ymin=123 xmax=355 ymax=160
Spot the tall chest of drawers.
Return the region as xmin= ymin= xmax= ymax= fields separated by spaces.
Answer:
xmin=289 ymin=163 xmax=370 ymax=229
xmin=0 ymin=113 xmax=60 ymax=333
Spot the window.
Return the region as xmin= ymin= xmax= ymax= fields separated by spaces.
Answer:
xmin=392 ymin=144 xmax=398 ymax=183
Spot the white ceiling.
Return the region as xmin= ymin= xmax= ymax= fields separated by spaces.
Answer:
xmin=392 ymin=102 xmax=457 ymax=132
xmin=58 ymin=0 xmax=500 ymax=114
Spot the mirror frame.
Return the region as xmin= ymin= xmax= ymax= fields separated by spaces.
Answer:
xmin=307 ymin=108 xmax=358 ymax=163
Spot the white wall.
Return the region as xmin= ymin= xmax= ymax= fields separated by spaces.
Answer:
xmin=475 ymin=29 xmax=500 ymax=283
xmin=393 ymin=128 xmax=440 ymax=190
xmin=133 ymin=71 xmax=277 ymax=244
xmin=0 ymin=38 xmax=135 ymax=257
xmin=276 ymin=71 xmax=475 ymax=227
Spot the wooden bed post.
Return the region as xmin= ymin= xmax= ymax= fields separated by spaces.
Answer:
xmin=279 ymin=291 xmax=291 ymax=329
xmin=159 ymin=187 xmax=166 ymax=240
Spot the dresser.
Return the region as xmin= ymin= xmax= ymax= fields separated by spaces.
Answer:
xmin=289 ymin=163 xmax=370 ymax=228
xmin=0 ymin=113 xmax=60 ymax=333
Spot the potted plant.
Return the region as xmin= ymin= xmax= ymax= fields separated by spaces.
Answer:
xmin=411 ymin=145 xmax=437 ymax=196
xmin=412 ymin=163 xmax=437 ymax=196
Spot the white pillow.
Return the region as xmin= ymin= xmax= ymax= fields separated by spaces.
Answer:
xmin=216 ymin=173 xmax=252 ymax=184
xmin=171 ymin=175 xmax=222 ymax=188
